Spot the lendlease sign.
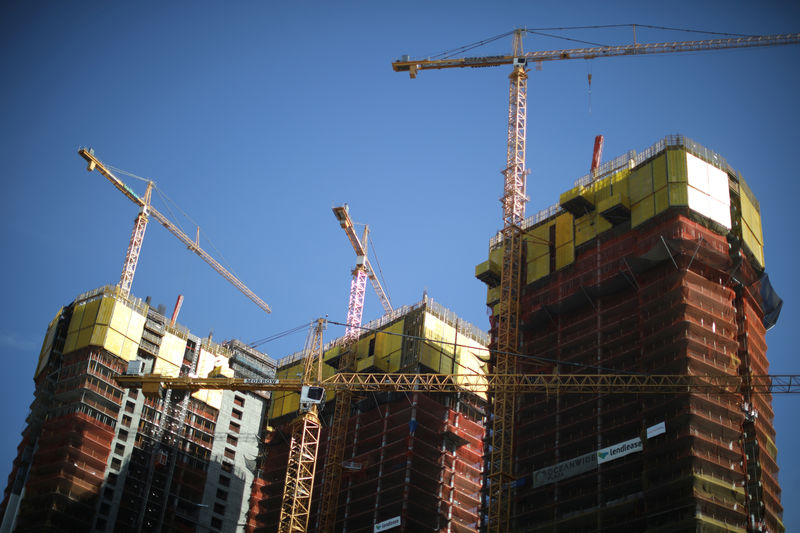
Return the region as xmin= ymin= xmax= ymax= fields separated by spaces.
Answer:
xmin=596 ymin=437 xmax=643 ymax=464
xmin=532 ymin=422 xmax=665 ymax=487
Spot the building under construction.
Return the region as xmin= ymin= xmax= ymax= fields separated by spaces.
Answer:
xmin=0 ymin=286 xmax=275 ymax=533
xmin=476 ymin=135 xmax=784 ymax=532
xmin=247 ymin=297 xmax=489 ymax=533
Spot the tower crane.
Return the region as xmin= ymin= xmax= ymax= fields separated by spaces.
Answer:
xmin=392 ymin=29 xmax=800 ymax=532
xmin=278 ymin=319 xmax=326 ymax=533
xmin=333 ymin=204 xmax=393 ymax=321
xmin=78 ymin=148 xmax=271 ymax=314
xmin=318 ymin=205 xmax=393 ymax=532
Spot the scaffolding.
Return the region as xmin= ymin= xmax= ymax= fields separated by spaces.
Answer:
xmin=477 ymin=137 xmax=784 ymax=532
xmin=247 ymin=300 xmax=489 ymax=532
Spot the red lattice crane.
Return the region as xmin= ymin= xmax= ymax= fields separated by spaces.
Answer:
xmin=392 ymin=29 xmax=800 ymax=532
xmin=78 ymin=148 xmax=271 ymax=314
xmin=317 ymin=205 xmax=393 ymax=532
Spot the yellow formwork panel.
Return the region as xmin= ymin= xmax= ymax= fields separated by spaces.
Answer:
xmin=159 ymin=332 xmax=187 ymax=368
xmin=526 ymin=222 xmax=551 ymax=260
xmin=192 ymin=390 xmax=209 ymax=405
xmin=486 ymin=286 xmax=500 ymax=305
xmin=455 ymin=336 xmax=487 ymax=374
xmin=609 ymin=168 xmax=631 ymax=197
xmin=120 ymin=338 xmax=138 ymax=361
xmin=765 ymin=434 xmax=778 ymax=462
xmin=63 ymin=328 xmax=78 ymax=354
xmin=104 ymin=329 xmax=125 ymax=357
xmin=267 ymin=361 xmax=305 ymax=418
xmin=475 ymin=259 xmax=501 ymax=281
xmin=420 ymin=343 xmax=447 ymax=373
xmin=693 ymin=473 xmax=745 ymax=504
xmin=654 ymin=186 xmax=669 ymax=215
xmin=597 ymin=215 xmax=612 ymax=235
xmin=668 ymin=182 xmax=689 ymax=206
xmin=109 ymin=304 xmax=132 ymax=338
xmin=747 ymin=213 xmax=763 ymax=246
xmin=354 ymin=335 xmax=372 ymax=360
xmin=596 ymin=192 xmax=630 ymax=217
xmin=127 ymin=310 xmax=146 ymax=342
xmin=579 ymin=185 xmax=595 ymax=207
xmin=324 ymin=344 xmax=342 ymax=364
xmin=742 ymin=224 xmax=765 ymax=268
xmin=667 ymin=149 xmax=688 ymax=182
xmin=628 ymin=162 xmax=653 ymax=205
xmin=591 ymin=178 xmax=611 ymax=206
xmin=80 ymin=299 xmax=101 ymax=329
xmin=574 ymin=213 xmax=596 ymax=247
xmin=68 ymin=303 xmax=84 ymax=335
xmin=423 ymin=315 xmax=455 ymax=359
xmin=740 ymin=180 xmax=763 ymax=245
xmin=77 ymin=327 xmax=93 ymax=350
xmin=652 ymin=153 xmax=667 ymax=191
xmin=90 ymin=325 xmax=108 ymax=347
xmin=454 ymin=340 xmax=488 ymax=400
xmin=527 ymin=255 xmax=550 ymax=284
xmin=555 ymin=212 xmax=574 ymax=248
xmin=357 ymin=354 xmax=388 ymax=372
xmin=555 ymin=243 xmax=574 ymax=270
xmin=489 ymin=246 xmax=503 ymax=268
xmin=631 ymin=195 xmax=655 ymax=228
xmin=195 ymin=348 xmax=216 ymax=379
xmin=269 ymin=395 xmax=284 ymax=420
xmin=206 ymin=390 xmax=223 ymax=410
xmin=381 ymin=321 xmax=404 ymax=372
xmin=283 ymin=393 xmax=299 ymax=416
xmin=36 ymin=308 xmax=63 ymax=378
xmin=153 ymin=356 xmax=179 ymax=376
xmin=559 ymin=184 xmax=584 ymax=208
xmin=97 ymin=297 xmax=114 ymax=325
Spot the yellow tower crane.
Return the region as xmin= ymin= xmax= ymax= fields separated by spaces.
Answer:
xmin=115 ymin=368 xmax=800 ymax=532
xmin=278 ymin=319 xmax=327 ymax=533
xmin=392 ymin=29 xmax=800 ymax=532
xmin=78 ymin=148 xmax=271 ymax=313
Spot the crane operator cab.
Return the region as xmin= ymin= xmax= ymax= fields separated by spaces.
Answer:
xmin=300 ymin=385 xmax=325 ymax=412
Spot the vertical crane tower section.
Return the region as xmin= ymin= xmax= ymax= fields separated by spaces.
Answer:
xmin=493 ymin=28 xmax=529 ymax=531
xmin=78 ymin=148 xmax=271 ymax=314
xmin=319 ymin=205 xmax=394 ymax=533
xmin=278 ymin=319 xmax=326 ymax=533
xmin=120 ymin=181 xmax=154 ymax=297
xmin=392 ymin=28 xmax=800 ymax=533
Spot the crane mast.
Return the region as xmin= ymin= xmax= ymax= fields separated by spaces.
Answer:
xmin=318 ymin=205 xmax=393 ymax=532
xmin=278 ymin=319 xmax=326 ymax=533
xmin=393 ymin=29 xmax=800 ymax=532
xmin=78 ymin=148 xmax=271 ymax=314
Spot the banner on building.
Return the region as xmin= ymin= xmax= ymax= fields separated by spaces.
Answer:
xmin=533 ymin=451 xmax=597 ymax=488
xmin=596 ymin=437 xmax=643 ymax=464
xmin=375 ymin=516 xmax=401 ymax=532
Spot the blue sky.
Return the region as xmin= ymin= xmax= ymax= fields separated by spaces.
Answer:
xmin=1 ymin=0 xmax=799 ymax=527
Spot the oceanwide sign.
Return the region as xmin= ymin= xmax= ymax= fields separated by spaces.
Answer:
xmin=532 ymin=422 xmax=665 ymax=487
